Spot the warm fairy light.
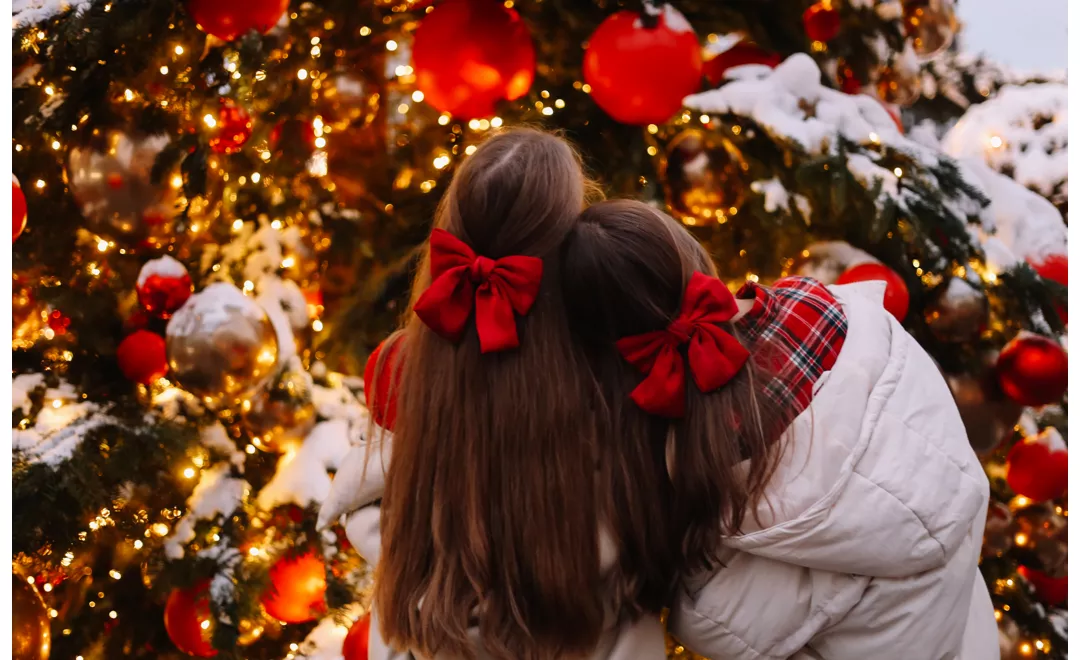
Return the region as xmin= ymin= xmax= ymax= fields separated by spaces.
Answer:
xmin=96 ymin=239 xmax=109 ymax=252
xmin=868 ymin=132 xmax=880 ymax=144
xmin=243 ymin=280 xmax=255 ymax=292
xmin=52 ymin=399 xmax=62 ymax=408
xmin=700 ymin=114 xmax=710 ymax=124
xmin=123 ymin=88 xmax=134 ymax=101
xmin=312 ymin=319 xmax=324 ymax=332
xmin=49 ymin=609 xmax=59 ymax=618
xmin=386 ymin=39 xmax=398 ymax=51
xmin=281 ymin=256 xmax=296 ymax=268
xmin=251 ymin=172 xmax=261 ymax=183
xmin=646 ymin=146 xmax=657 ymax=156
xmin=989 ymin=135 xmax=1004 ymax=149
xmin=1036 ymin=641 xmax=1045 ymax=650
xmin=232 ymin=219 xmax=244 ymax=231
xmin=732 ymin=125 xmax=743 ymax=135
xmin=893 ymin=167 xmax=903 ymax=177
xmin=246 ymin=444 xmax=257 ymax=454
xmin=159 ymin=66 xmax=169 ymax=75
xmin=433 ymin=155 xmax=451 ymax=170
xmin=359 ymin=26 xmax=372 ymax=36
xmin=1015 ymin=532 xmax=1028 ymax=545
xmin=109 ymin=611 xmax=117 ymax=619
xmin=438 ymin=114 xmax=451 ymax=126
xmin=270 ymin=219 xmax=283 ymax=230
xmin=581 ymin=83 xmax=592 ymax=94
xmin=542 ymin=107 xmax=553 ymax=116
xmin=747 ymin=274 xmax=760 ymax=283
xmin=912 ymin=259 xmax=920 ymax=268
xmin=1019 ymin=642 xmax=1032 ymax=656
xmin=170 ymin=174 xmax=183 ymax=189
xmin=174 ymin=45 xmax=184 ymax=55
xmin=248 ymin=547 xmax=261 ymax=557
xmin=994 ymin=609 xmax=1002 ymax=621
xmin=109 ymin=570 xmax=121 ymax=580
xmin=44 ymin=85 xmax=55 ymax=95
xmin=647 ymin=124 xmax=659 ymax=134
xmin=201 ymin=620 xmax=211 ymax=630
xmin=51 ymin=139 xmax=61 ymax=150
xmin=203 ymin=114 xmax=217 ymax=129
xmin=311 ymin=46 xmax=321 ymax=57
xmin=465 ymin=145 xmax=477 ymax=156
xmin=491 ymin=117 xmax=504 ymax=128
xmin=133 ymin=540 xmax=143 ymax=549
xmin=42 ymin=583 xmax=52 ymax=593
xmin=397 ymin=103 xmax=409 ymax=115
xmin=183 ymin=467 xmax=196 ymax=479
xmin=152 ymin=523 xmax=169 ymax=537
xmin=314 ymin=137 xmax=327 ymax=148
xmin=297 ymin=69 xmax=309 ymax=80
xmin=35 ymin=180 xmax=45 ymax=189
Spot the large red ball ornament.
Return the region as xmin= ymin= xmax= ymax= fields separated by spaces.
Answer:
xmin=1007 ymin=428 xmax=1068 ymax=503
xmin=364 ymin=337 xmax=404 ymax=431
xmin=342 ymin=613 xmax=371 ymax=660
xmin=117 ymin=330 xmax=169 ymax=384
xmin=702 ymin=42 xmax=782 ymax=88
xmin=137 ymin=256 xmax=193 ymax=319
xmin=13 ymin=175 xmax=27 ymax=243
xmin=996 ymin=333 xmax=1068 ymax=407
xmin=164 ymin=581 xmax=218 ymax=658
xmin=207 ymin=99 xmax=253 ymax=155
xmin=1018 ymin=565 xmax=1068 ymax=606
xmin=584 ymin=4 xmax=703 ymax=125
xmin=412 ymin=0 xmax=535 ymax=120
xmin=835 ymin=262 xmax=910 ymax=321
xmin=187 ymin=0 xmax=289 ymax=41
xmin=261 ymin=551 xmax=327 ymax=624
xmin=1029 ymin=253 xmax=1067 ymax=324
xmin=803 ymin=2 xmax=842 ymax=42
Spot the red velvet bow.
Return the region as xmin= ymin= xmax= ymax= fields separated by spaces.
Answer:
xmin=616 ymin=272 xmax=750 ymax=418
xmin=413 ymin=228 xmax=544 ymax=353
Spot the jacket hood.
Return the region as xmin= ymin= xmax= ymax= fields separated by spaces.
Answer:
xmin=724 ymin=281 xmax=989 ymax=579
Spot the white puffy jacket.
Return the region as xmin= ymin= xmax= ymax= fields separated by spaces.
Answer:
xmin=319 ymin=282 xmax=997 ymax=660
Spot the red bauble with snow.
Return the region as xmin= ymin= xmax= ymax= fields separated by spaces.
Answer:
xmin=1029 ymin=253 xmax=1067 ymax=324
xmin=1006 ymin=428 xmax=1068 ymax=503
xmin=996 ymin=334 xmax=1068 ymax=407
xmin=412 ymin=0 xmax=535 ymax=120
xmin=803 ymin=2 xmax=841 ymax=42
xmin=364 ymin=336 xmax=404 ymax=431
xmin=584 ymin=4 xmax=702 ymax=125
xmin=164 ymin=581 xmax=218 ymax=658
xmin=117 ymin=330 xmax=169 ymax=384
xmin=835 ymin=262 xmax=910 ymax=321
xmin=261 ymin=550 xmax=327 ymax=624
xmin=207 ymin=99 xmax=253 ymax=155
xmin=13 ymin=174 xmax=27 ymax=243
xmin=187 ymin=0 xmax=288 ymax=41
xmin=702 ymin=42 xmax=781 ymax=88
xmin=1018 ymin=565 xmax=1068 ymax=606
xmin=342 ymin=613 xmax=371 ymax=660
xmin=137 ymin=256 xmax=193 ymax=318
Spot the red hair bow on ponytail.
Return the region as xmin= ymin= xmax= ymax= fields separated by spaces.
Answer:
xmin=616 ymin=272 xmax=750 ymax=418
xmin=414 ymin=228 xmax=544 ymax=353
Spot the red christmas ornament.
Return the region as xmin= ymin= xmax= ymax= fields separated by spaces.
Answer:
xmin=1018 ymin=565 xmax=1068 ymax=606
xmin=187 ymin=0 xmax=289 ymax=41
xmin=364 ymin=337 xmax=404 ymax=431
xmin=835 ymin=262 xmax=910 ymax=321
xmin=342 ymin=613 xmax=371 ymax=660
xmin=584 ymin=4 xmax=703 ymax=125
xmin=13 ymin=174 xmax=27 ymax=243
xmin=837 ymin=64 xmax=863 ymax=94
xmin=47 ymin=309 xmax=72 ymax=335
xmin=207 ymin=99 xmax=253 ymax=155
xmin=117 ymin=330 xmax=169 ymax=384
xmin=269 ymin=118 xmax=316 ymax=161
xmin=803 ymin=2 xmax=842 ymax=42
xmin=412 ymin=0 xmax=535 ymax=120
xmin=703 ymin=42 xmax=782 ymax=88
xmin=1007 ymin=428 xmax=1068 ymax=503
xmin=261 ymin=551 xmax=327 ymax=624
xmin=137 ymin=256 xmax=193 ymax=318
xmin=164 ymin=581 xmax=218 ymax=658
xmin=996 ymin=333 xmax=1068 ymax=407
xmin=1029 ymin=253 xmax=1067 ymax=324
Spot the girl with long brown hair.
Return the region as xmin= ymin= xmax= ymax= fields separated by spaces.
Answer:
xmin=558 ymin=200 xmax=998 ymax=660
xmin=320 ymin=130 xmax=675 ymax=659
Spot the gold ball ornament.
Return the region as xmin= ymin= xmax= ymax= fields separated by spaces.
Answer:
xmin=67 ymin=130 xmax=181 ymax=247
xmin=660 ymin=128 xmax=746 ymax=225
xmin=244 ymin=360 xmax=316 ymax=453
xmin=945 ymin=371 xmax=1022 ymax=455
xmin=875 ymin=64 xmax=921 ymax=107
xmin=12 ymin=571 xmax=51 ymax=660
xmin=902 ymin=0 xmax=958 ymax=60
xmin=166 ymin=282 xmax=279 ymax=408
xmin=925 ymin=278 xmax=989 ymax=342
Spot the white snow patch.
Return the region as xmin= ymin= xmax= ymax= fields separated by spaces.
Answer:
xmin=137 ymin=255 xmax=188 ymax=287
xmin=256 ymin=420 xmax=354 ymax=511
xmin=165 ymin=464 xmax=250 ymax=560
xmin=296 ymin=604 xmax=365 ymax=660
xmin=199 ymin=422 xmax=245 ymax=469
xmin=12 ymin=0 xmax=92 ymax=27
xmin=13 ymin=373 xmax=46 ymax=416
xmin=750 ymin=178 xmax=789 ymax=213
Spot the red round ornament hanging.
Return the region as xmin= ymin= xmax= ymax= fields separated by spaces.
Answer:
xmin=342 ymin=613 xmax=371 ymax=660
xmin=364 ymin=336 xmax=404 ymax=431
xmin=703 ymin=42 xmax=782 ymax=88
xmin=13 ymin=174 xmax=27 ymax=243
xmin=261 ymin=550 xmax=327 ymax=624
xmin=187 ymin=0 xmax=289 ymax=41
xmin=207 ymin=99 xmax=253 ymax=155
xmin=803 ymin=1 xmax=842 ymax=42
xmin=1006 ymin=428 xmax=1068 ymax=503
xmin=117 ymin=330 xmax=169 ymax=384
xmin=137 ymin=256 xmax=193 ymax=319
xmin=48 ymin=309 xmax=72 ymax=336
xmin=412 ymin=0 xmax=535 ymax=120
xmin=164 ymin=581 xmax=218 ymax=658
xmin=996 ymin=333 xmax=1068 ymax=407
xmin=1029 ymin=253 xmax=1067 ymax=325
xmin=583 ymin=4 xmax=703 ymax=125
xmin=835 ymin=262 xmax=910 ymax=321
xmin=1017 ymin=565 xmax=1068 ymax=606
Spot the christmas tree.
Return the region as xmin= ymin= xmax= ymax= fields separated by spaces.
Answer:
xmin=10 ymin=1 xmax=1067 ymax=659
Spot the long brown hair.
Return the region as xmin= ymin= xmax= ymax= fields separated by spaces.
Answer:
xmin=560 ymin=200 xmax=786 ymax=576
xmin=374 ymin=128 xmax=615 ymax=659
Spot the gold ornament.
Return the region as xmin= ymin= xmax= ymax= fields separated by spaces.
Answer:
xmin=237 ymin=617 xmax=267 ymax=646
xmin=660 ymin=128 xmax=746 ymax=225
xmin=945 ymin=371 xmax=1022 ymax=455
xmin=67 ymin=130 xmax=182 ymax=247
xmin=875 ymin=64 xmax=920 ymax=106
xmin=12 ymin=571 xmax=50 ymax=660
xmin=244 ymin=360 xmax=316 ymax=453
xmin=1013 ymin=502 xmax=1068 ymax=575
xmin=925 ymin=278 xmax=988 ymax=342
xmin=902 ymin=0 xmax=958 ymax=60
xmin=166 ymin=282 xmax=279 ymax=408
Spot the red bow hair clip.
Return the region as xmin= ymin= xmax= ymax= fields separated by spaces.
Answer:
xmin=413 ymin=228 xmax=544 ymax=353
xmin=616 ymin=272 xmax=750 ymax=418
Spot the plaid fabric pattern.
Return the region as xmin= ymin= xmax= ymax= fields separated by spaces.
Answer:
xmin=734 ymin=276 xmax=848 ymax=413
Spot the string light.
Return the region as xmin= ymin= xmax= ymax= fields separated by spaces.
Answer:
xmin=893 ymin=167 xmax=903 ymax=177
xmin=386 ymin=39 xmax=398 ymax=51
xmin=174 ymin=45 xmax=184 ymax=55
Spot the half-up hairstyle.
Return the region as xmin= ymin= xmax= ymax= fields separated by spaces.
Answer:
xmin=374 ymin=128 xmax=609 ymax=660
xmin=560 ymin=200 xmax=788 ymax=576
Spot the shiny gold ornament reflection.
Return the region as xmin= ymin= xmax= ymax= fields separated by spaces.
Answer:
xmin=244 ymin=361 xmax=316 ymax=453
xmin=659 ymin=128 xmax=746 ymax=225
xmin=67 ymin=130 xmax=182 ymax=248
xmin=902 ymin=0 xmax=958 ymax=60
xmin=875 ymin=64 xmax=920 ymax=107
xmin=12 ymin=571 xmax=50 ymax=660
